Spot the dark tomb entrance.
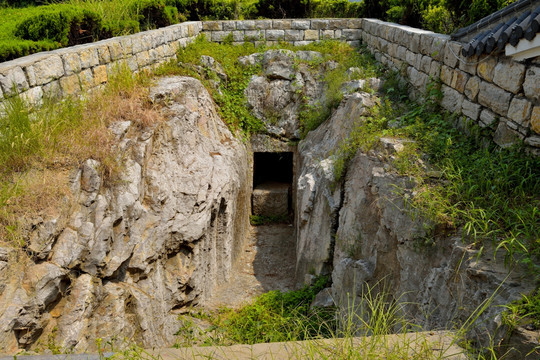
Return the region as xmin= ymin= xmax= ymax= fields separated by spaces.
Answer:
xmin=252 ymin=152 xmax=293 ymax=217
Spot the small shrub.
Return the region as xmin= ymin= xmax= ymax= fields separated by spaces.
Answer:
xmin=14 ymin=6 xmax=102 ymax=46
xmin=173 ymin=0 xmax=248 ymax=21
xmin=180 ymin=276 xmax=332 ymax=345
xmin=309 ymin=0 xmax=363 ymax=18
xmin=0 ymin=39 xmax=59 ymax=62
xmin=133 ymin=0 xmax=179 ymax=31
xmin=422 ymin=4 xmax=456 ymax=34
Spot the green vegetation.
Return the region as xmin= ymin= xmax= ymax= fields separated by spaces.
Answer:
xmin=0 ymin=0 xmax=361 ymax=62
xmin=174 ymin=278 xmax=412 ymax=347
xmin=157 ymin=34 xmax=265 ymax=135
xmin=331 ymin=72 xmax=539 ymax=277
xmin=296 ymin=42 xmax=382 ymax=137
xmin=182 ymin=276 xmax=332 ymax=345
xmin=503 ymin=289 xmax=540 ymax=330
xmin=158 ymin=37 xmax=381 ymax=137
xmin=250 ymin=214 xmax=290 ymax=225
xmin=172 ymin=280 xmax=499 ymax=359
xmin=1 ymin=0 xmax=511 ymax=62
xmin=0 ymin=63 xmax=159 ymax=247
xmin=0 ymin=0 xmax=178 ymax=61
xmin=361 ymin=0 xmax=517 ymax=35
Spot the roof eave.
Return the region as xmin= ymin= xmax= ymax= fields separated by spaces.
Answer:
xmin=505 ymin=32 xmax=540 ymax=60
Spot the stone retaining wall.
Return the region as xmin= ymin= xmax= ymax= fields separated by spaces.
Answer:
xmin=202 ymin=18 xmax=362 ymax=46
xmin=0 ymin=17 xmax=538 ymax=153
xmin=360 ymin=18 xmax=540 ymax=154
xmin=0 ymin=22 xmax=202 ymax=107
xmin=0 ymin=19 xmax=362 ymax=111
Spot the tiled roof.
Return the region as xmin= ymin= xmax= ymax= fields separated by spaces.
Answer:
xmin=451 ymin=0 xmax=540 ymax=57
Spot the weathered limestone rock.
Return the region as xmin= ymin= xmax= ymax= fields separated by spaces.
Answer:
xmin=295 ymin=86 xmax=533 ymax=349
xmin=0 ymin=76 xmax=250 ymax=353
xmin=494 ymin=121 xmax=521 ymax=148
xmin=0 ymin=67 xmax=29 ymax=96
xmin=478 ymin=81 xmax=511 ymax=117
xmin=295 ymin=91 xmax=376 ymax=281
xmin=30 ymin=55 xmax=65 ymax=86
xmin=523 ymin=66 xmax=540 ymax=102
xmin=476 ymin=57 xmax=497 ymax=82
xmin=244 ymin=49 xmax=331 ymax=140
xmin=507 ymin=97 xmax=532 ymax=126
xmin=531 ymin=106 xmax=540 ymax=134
xmin=492 ymin=61 xmax=525 ymax=94
xmin=440 ymin=85 xmax=464 ymax=113
xmin=200 ymin=55 xmax=227 ymax=81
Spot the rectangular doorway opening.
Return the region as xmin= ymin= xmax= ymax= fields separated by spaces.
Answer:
xmin=252 ymin=152 xmax=293 ymax=218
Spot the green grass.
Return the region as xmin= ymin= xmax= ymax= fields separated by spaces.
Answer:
xmin=503 ymin=289 xmax=540 ymax=330
xmin=197 ymin=275 xmax=333 ymax=345
xmin=0 ymin=63 xmax=158 ymax=247
xmin=331 ymin=74 xmax=540 ymax=276
xmin=249 ymin=214 xmax=290 ymax=225
xmin=171 ymin=280 xmax=499 ymax=359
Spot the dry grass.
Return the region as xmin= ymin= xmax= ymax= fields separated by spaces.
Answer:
xmin=0 ymin=63 xmax=164 ymax=248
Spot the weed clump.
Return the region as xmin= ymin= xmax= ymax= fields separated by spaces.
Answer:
xmin=0 ymin=63 xmax=161 ymax=247
xmin=177 ymin=276 xmax=332 ymax=345
xmin=331 ymin=74 xmax=540 ymax=278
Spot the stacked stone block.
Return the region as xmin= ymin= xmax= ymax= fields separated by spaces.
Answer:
xmin=0 ymin=22 xmax=202 ymax=109
xmin=361 ymin=18 xmax=540 ymax=154
xmin=0 ymin=17 xmax=538 ymax=154
xmin=202 ymin=18 xmax=363 ymax=47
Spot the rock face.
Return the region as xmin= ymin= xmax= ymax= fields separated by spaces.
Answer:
xmin=244 ymin=49 xmax=328 ymax=140
xmin=0 ymin=76 xmax=251 ymax=353
xmin=295 ymin=92 xmax=376 ymax=280
xmin=295 ymin=89 xmax=534 ymax=344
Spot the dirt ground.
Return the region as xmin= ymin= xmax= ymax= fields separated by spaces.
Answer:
xmin=203 ymin=223 xmax=296 ymax=310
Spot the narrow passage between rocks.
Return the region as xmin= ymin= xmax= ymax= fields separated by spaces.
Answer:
xmin=204 ymin=223 xmax=296 ymax=310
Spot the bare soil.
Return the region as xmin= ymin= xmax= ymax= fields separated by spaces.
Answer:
xmin=204 ymin=223 xmax=296 ymax=310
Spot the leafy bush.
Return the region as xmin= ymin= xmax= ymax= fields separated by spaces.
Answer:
xmin=254 ymin=0 xmax=308 ymax=18
xmin=133 ymin=0 xmax=179 ymax=30
xmin=422 ymin=4 xmax=456 ymax=34
xmin=309 ymin=0 xmax=362 ymax=18
xmin=0 ymin=39 xmax=59 ymax=62
xmin=14 ymin=6 xmax=102 ymax=46
xmin=173 ymin=0 xmax=249 ymax=21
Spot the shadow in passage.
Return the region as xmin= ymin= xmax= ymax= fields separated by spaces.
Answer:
xmin=251 ymin=223 xmax=296 ymax=293
xmin=203 ymin=223 xmax=296 ymax=310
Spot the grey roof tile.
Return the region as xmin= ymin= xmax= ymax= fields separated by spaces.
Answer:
xmin=452 ymin=0 xmax=540 ymax=57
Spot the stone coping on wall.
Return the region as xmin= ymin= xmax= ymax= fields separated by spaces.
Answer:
xmin=0 ymin=18 xmax=538 ymax=153
xmin=0 ymin=22 xmax=203 ymax=107
xmin=201 ymin=18 xmax=363 ymax=46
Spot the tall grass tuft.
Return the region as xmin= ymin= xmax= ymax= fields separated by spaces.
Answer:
xmin=0 ymin=62 xmax=161 ymax=247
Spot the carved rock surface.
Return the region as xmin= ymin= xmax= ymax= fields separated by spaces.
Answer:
xmin=295 ymin=88 xmax=533 ymax=346
xmin=244 ymin=50 xmax=328 ymax=140
xmin=0 ymin=76 xmax=250 ymax=354
xmin=295 ymin=92 xmax=376 ymax=281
